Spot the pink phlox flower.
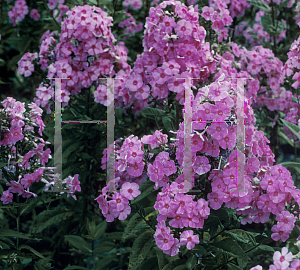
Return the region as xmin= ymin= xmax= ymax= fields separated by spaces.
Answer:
xmin=271 ymin=224 xmax=291 ymax=242
xmin=273 ymin=247 xmax=293 ymax=270
xmin=207 ymin=122 xmax=228 ymax=140
xmin=207 ymin=192 xmax=222 ymax=210
xmin=127 ymin=161 xmax=144 ymax=177
xmin=163 ymin=237 xmax=180 ymax=256
xmin=6 ymin=181 xmax=24 ymax=195
xmin=276 ymin=210 xmax=296 ymax=231
xmin=127 ymin=145 xmax=144 ymax=164
xmin=1 ymin=190 xmax=13 ymax=204
xmin=180 ymin=230 xmax=199 ymax=250
xmin=120 ymin=182 xmax=140 ymax=200
xmin=155 ymin=232 xmax=175 ymax=251
xmin=195 ymin=156 xmax=211 ymax=175
xmin=171 ymin=193 xmax=193 ymax=215
xmin=112 ymin=192 xmax=128 ymax=211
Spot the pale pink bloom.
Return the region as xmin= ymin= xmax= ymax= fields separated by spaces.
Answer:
xmin=180 ymin=230 xmax=199 ymax=250
xmin=120 ymin=182 xmax=140 ymax=200
xmin=273 ymin=247 xmax=293 ymax=270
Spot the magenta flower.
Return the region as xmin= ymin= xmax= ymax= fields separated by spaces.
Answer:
xmin=127 ymin=145 xmax=143 ymax=164
xmin=207 ymin=122 xmax=228 ymax=140
xmin=271 ymin=224 xmax=291 ymax=242
xmin=120 ymin=182 xmax=140 ymax=200
xmin=127 ymin=161 xmax=144 ymax=177
xmin=175 ymin=20 xmax=192 ymax=38
xmin=195 ymin=156 xmax=211 ymax=175
xmin=118 ymin=204 xmax=131 ymax=220
xmin=163 ymin=237 xmax=180 ymax=256
xmin=6 ymin=181 xmax=24 ymax=195
xmin=126 ymin=74 xmax=143 ymax=92
xmin=148 ymin=160 xmax=164 ymax=182
xmin=207 ymin=192 xmax=222 ymax=210
xmin=273 ymin=247 xmax=293 ymax=270
xmin=180 ymin=230 xmax=199 ymax=250
xmin=155 ymin=233 xmax=175 ymax=251
xmin=30 ymin=9 xmax=40 ymax=21
xmin=1 ymin=190 xmax=13 ymax=204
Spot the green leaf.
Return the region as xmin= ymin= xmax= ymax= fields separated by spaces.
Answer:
xmin=102 ymin=231 xmax=123 ymax=241
xmin=20 ymin=197 xmax=42 ymax=216
xmin=261 ymin=15 xmax=273 ymax=32
xmin=247 ymin=0 xmax=271 ymax=12
xmin=292 ymin=96 xmax=299 ymax=103
xmin=113 ymin=10 xmax=131 ymax=25
xmin=192 ymin=245 xmax=209 ymax=256
xmin=156 ymin=249 xmax=169 ymax=270
xmin=137 ymin=256 xmax=159 ymax=270
xmin=227 ymin=263 xmax=243 ymax=270
xmin=257 ymin=245 xmax=275 ymax=252
xmin=131 ymin=181 xmax=156 ymax=205
xmin=97 ymin=0 xmax=114 ymax=13
xmin=95 ymin=253 xmax=116 ymax=269
xmin=63 ymin=266 xmax=90 ymax=270
xmin=86 ymin=219 xmax=96 ymax=240
xmin=211 ymin=238 xmax=250 ymax=268
xmin=94 ymin=220 xmax=107 ymax=239
xmin=18 ymin=244 xmax=46 ymax=259
xmin=122 ymin=207 xmax=155 ymax=241
xmin=140 ymin=108 xmax=167 ymax=118
xmin=131 ymin=235 xmax=155 ymax=270
xmin=128 ymin=230 xmax=154 ymax=270
xmin=35 ymin=211 xmax=74 ymax=233
xmin=222 ymin=230 xmax=250 ymax=244
xmin=186 ymin=255 xmax=197 ymax=270
xmin=280 ymin=119 xmax=300 ymax=141
xmin=280 ymin=162 xmax=300 ymax=168
xmin=63 ymin=142 xmax=83 ymax=163
xmin=93 ymin=241 xmax=116 ymax=253
xmin=64 ymin=235 xmax=92 ymax=253
xmin=0 ymin=229 xmax=41 ymax=240
xmin=162 ymin=116 xmax=174 ymax=133
xmin=162 ymin=259 xmax=188 ymax=270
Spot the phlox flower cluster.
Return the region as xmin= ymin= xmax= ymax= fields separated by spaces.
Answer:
xmin=118 ymin=13 xmax=144 ymax=40
xmin=7 ymin=0 xmax=28 ymax=26
xmin=53 ymin=4 xmax=69 ymax=23
xmin=48 ymin=0 xmax=64 ymax=10
xmin=201 ymin=0 xmax=233 ymax=42
xmin=0 ymin=97 xmax=81 ymax=203
xmin=98 ymin=71 xmax=300 ymax=253
xmin=94 ymin=182 xmax=140 ymax=222
xmin=20 ymin=5 xmax=131 ymax=114
xmin=17 ymin=52 xmax=38 ymax=77
xmin=29 ymin=9 xmax=40 ymax=21
xmin=153 ymin=186 xmax=208 ymax=255
xmin=118 ymin=0 xmax=216 ymax=115
xmin=223 ymin=41 xmax=299 ymax=144
xmin=250 ymin=247 xmax=300 ymax=270
xmin=122 ymin=0 xmax=143 ymax=11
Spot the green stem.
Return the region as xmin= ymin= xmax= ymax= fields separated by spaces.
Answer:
xmin=211 ymin=243 xmax=261 ymax=270
xmin=43 ymin=0 xmax=61 ymax=31
xmin=271 ymin=0 xmax=277 ymax=56
xmin=129 ymin=203 xmax=156 ymax=232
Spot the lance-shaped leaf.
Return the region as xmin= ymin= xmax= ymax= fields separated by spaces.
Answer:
xmin=64 ymin=235 xmax=92 ymax=253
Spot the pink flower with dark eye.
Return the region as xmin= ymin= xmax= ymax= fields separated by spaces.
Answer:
xmin=195 ymin=156 xmax=211 ymax=175
xmin=180 ymin=230 xmax=199 ymax=250
xmin=120 ymin=182 xmax=140 ymax=200
xmin=9 ymin=126 xmax=24 ymax=144
xmin=112 ymin=193 xmax=128 ymax=211
xmin=30 ymin=9 xmax=40 ymax=21
xmin=162 ymin=60 xmax=180 ymax=76
xmin=1 ymin=190 xmax=13 ymax=204
xmin=127 ymin=145 xmax=143 ymax=164
xmin=201 ymin=6 xmax=214 ymax=20
xmin=207 ymin=122 xmax=228 ymax=140
xmin=211 ymin=102 xmax=231 ymax=121
xmin=126 ymin=74 xmax=143 ymax=92
xmin=155 ymin=233 xmax=175 ymax=251
xmin=273 ymin=247 xmax=293 ymax=269
xmin=127 ymin=161 xmax=144 ymax=177
xmin=175 ymin=20 xmax=192 ymax=38
xmin=6 ymin=181 xmax=24 ymax=195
